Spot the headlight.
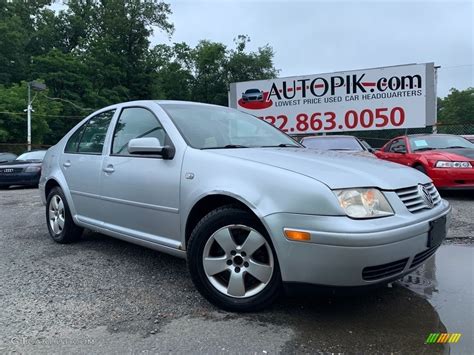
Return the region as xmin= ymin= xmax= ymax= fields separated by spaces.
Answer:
xmin=25 ymin=165 xmax=41 ymax=173
xmin=334 ymin=188 xmax=394 ymax=219
xmin=435 ymin=161 xmax=472 ymax=168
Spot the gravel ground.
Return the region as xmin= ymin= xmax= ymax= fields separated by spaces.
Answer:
xmin=0 ymin=187 xmax=472 ymax=354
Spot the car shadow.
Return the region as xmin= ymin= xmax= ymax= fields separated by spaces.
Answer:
xmin=69 ymin=230 xmax=449 ymax=354
xmin=439 ymin=189 xmax=474 ymax=200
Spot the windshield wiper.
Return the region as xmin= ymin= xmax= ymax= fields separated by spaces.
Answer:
xmin=260 ymin=144 xmax=300 ymax=148
xmin=444 ymin=146 xmax=468 ymax=149
xmin=202 ymin=144 xmax=249 ymax=149
xmin=413 ymin=147 xmax=435 ymax=152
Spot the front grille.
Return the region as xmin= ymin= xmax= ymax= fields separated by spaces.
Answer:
xmin=362 ymin=258 xmax=409 ymax=281
xmin=396 ymin=183 xmax=441 ymax=213
xmin=410 ymin=246 xmax=438 ymax=268
xmin=0 ymin=167 xmax=23 ymax=174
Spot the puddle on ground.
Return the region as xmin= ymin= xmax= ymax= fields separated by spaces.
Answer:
xmin=398 ymin=244 xmax=474 ymax=355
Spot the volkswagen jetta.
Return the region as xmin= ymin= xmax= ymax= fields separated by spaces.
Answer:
xmin=39 ymin=101 xmax=451 ymax=311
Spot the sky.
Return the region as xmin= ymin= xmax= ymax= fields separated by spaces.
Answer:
xmin=152 ymin=0 xmax=473 ymax=97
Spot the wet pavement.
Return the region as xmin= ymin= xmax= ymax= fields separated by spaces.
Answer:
xmin=399 ymin=244 xmax=474 ymax=355
xmin=0 ymin=187 xmax=473 ymax=354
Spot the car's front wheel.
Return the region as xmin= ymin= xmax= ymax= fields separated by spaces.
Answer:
xmin=188 ymin=206 xmax=281 ymax=312
xmin=46 ymin=187 xmax=83 ymax=243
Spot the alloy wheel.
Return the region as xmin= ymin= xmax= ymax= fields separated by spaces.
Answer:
xmin=202 ymin=224 xmax=274 ymax=298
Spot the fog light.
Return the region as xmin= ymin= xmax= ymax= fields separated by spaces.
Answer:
xmin=284 ymin=229 xmax=311 ymax=241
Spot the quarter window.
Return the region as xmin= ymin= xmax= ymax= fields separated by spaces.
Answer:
xmin=112 ymin=107 xmax=166 ymax=156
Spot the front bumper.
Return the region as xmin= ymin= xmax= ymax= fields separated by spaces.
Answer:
xmin=263 ymin=199 xmax=451 ymax=286
xmin=431 ymin=167 xmax=474 ymax=189
xmin=0 ymin=172 xmax=40 ymax=186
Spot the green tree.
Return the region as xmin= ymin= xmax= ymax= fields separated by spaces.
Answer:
xmin=0 ymin=82 xmax=62 ymax=144
xmin=437 ymin=88 xmax=474 ymax=134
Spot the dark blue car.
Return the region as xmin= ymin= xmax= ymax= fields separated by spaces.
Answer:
xmin=0 ymin=150 xmax=47 ymax=189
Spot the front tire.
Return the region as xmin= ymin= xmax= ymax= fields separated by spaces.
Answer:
xmin=46 ymin=187 xmax=83 ymax=243
xmin=188 ymin=206 xmax=281 ymax=312
xmin=414 ymin=164 xmax=427 ymax=175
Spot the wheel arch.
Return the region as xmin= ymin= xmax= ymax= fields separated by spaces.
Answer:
xmin=44 ymin=177 xmax=79 ymax=224
xmin=44 ymin=178 xmax=61 ymax=200
xmin=184 ymin=193 xmax=265 ymax=249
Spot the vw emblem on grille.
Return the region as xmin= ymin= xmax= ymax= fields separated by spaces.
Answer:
xmin=418 ymin=184 xmax=434 ymax=208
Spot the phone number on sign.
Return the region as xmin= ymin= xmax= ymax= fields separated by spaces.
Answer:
xmin=258 ymin=107 xmax=406 ymax=133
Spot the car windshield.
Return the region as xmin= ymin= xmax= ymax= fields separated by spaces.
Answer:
xmin=161 ymin=104 xmax=300 ymax=149
xmin=303 ymin=137 xmax=364 ymax=151
xmin=409 ymin=135 xmax=474 ymax=151
xmin=16 ymin=151 xmax=46 ymax=161
xmin=245 ymin=89 xmax=261 ymax=94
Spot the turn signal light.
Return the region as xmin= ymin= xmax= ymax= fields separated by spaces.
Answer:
xmin=284 ymin=229 xmax=311 ymax=241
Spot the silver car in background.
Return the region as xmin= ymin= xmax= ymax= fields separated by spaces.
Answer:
xmin=39 ymin=101 xmax=451 ymax=311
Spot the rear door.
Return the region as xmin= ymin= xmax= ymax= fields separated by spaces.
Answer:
xmin=98 ymin=106 xmax=181 ymax=247
xmin=60 ymin=110 xmax=115 ymax=225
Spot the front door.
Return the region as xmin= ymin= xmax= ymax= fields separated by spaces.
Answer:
xmin=99 ymin=107 xmax=181 ymax=248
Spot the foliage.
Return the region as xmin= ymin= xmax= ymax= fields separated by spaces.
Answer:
xmin=0 ymin=1 xmax=279 ymax=146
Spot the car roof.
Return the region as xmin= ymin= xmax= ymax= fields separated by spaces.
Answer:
xmin=406 ymin=133 xmax=459 ymax=137
xmin=302 ymin=135 xmax=358 ymax=140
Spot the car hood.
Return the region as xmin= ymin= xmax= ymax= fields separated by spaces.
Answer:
xmin=417 ymin=148 xmax=474 ymax=161
xmin=0 ymin=160 xmax=42 ymax=168
xmin=208 ymin=148 xmax=430 ymax=190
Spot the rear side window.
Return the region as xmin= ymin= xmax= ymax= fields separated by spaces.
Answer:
xmin=111 ymin=107 xmax=166 ymax=156
xmin=65 ymin=110 xmax=115 ymax=154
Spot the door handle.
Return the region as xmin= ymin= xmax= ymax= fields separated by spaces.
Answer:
xmin=103 ymin=165 xmax=115 ymax=174
xmin=63 ymin=161 xmax=71 ymax=168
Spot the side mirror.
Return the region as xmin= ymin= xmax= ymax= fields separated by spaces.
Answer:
xmin=127 ymin=137 xmax=174 ymax=159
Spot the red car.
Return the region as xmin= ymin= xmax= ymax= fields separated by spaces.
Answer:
xmin=375 ymin=134 xmax=474 ymax=189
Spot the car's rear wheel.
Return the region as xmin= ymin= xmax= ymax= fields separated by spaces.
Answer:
xmin=46 ymin=187 xmax=83 ymax=243
xmin=188 ymin=206 xmax=281 ymax=312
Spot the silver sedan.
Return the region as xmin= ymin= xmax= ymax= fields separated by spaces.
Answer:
xmin=39 ymin=101 xmax=451 ymax=311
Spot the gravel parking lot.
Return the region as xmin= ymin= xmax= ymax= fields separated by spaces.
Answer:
xmin=0 ymin=188 xmax=472 ymax=354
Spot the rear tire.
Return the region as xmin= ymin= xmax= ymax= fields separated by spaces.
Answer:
xmin=46 ymin=187 xmax=83 ymax=243
xmin=188 ymin=206 xmax=281 ymax=312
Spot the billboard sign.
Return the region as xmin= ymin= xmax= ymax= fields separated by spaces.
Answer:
xmin=229 ymin=63 xmax=436 ymax=134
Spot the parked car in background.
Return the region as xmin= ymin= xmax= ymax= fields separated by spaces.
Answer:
xmin=39 ymin=101 xmax=450 ymax=311
xmin=301 ymin=135 xmax=376 ymax=158
xmin=462 ymin=135 xmax=474 ymax=143
xmin=241 ymin=88 xmax=264 ymax=102
xmin=0 ymin=150 xmax=46 ymax=189
xmin=375 ymin=134 xmax=474 ymax=189
xmin=0 ymin=152 xmax=17 ymax=163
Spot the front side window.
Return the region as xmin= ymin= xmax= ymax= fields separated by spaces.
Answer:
xmin=161 ymin=103 xmax=299 ymax=149
xmin=65 ymin=110 xmax=115 ymax=154
xmin=112 ymin=107 xmax=166 ymax=156
xmin=388 ymin=139 xmax=406 ymax=153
